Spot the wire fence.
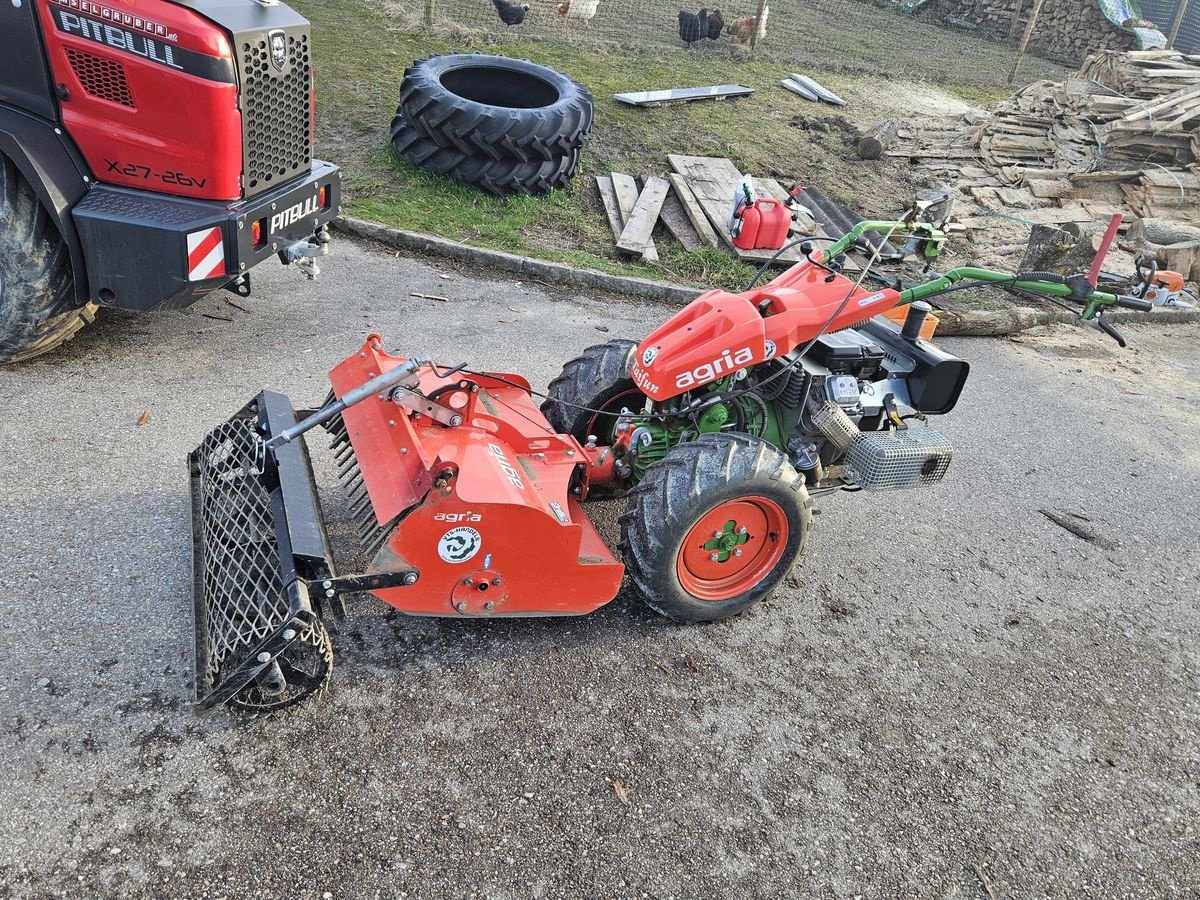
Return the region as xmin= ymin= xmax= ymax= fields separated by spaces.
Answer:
xmin=391 ymin=0 xmax=1196 ymax=86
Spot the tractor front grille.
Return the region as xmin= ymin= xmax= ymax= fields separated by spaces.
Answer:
xmin=238 ymin=28 xmax=312 ymax=196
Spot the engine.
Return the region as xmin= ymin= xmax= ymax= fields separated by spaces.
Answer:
xmin=779 ymin=315 xmax=970 ymax=491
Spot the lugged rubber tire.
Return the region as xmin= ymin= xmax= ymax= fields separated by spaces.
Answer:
xmin=0 ymin=156 xmax=97 ymax=364
xmin=541 ymin=339 xmax=642 ymax=442
xmin=619 ymin=433 xmax=812 ymax=624
xmin=398 ymin=53 xmax=593 ymax=163
xmin=390 ymin=111 xmax=581 ymax=196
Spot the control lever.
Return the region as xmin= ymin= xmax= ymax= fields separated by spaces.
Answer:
xmin=1095 ymin=315 xmax=1127 ymax=348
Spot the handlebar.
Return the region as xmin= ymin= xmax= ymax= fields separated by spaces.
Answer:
xmin=1115 ymin=295 xmax=1154 ymax=312
xmin=818 ymin=220 xmax=1160 ymax=346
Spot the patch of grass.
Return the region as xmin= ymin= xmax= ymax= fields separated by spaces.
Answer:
xmin=302 ymin=0 xmax=1069 ymax=290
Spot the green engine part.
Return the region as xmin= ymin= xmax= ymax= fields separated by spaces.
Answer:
xmin=626 ymin=388 xmax=793 ymax=485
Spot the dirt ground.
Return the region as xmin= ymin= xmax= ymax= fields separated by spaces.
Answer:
xmin=0 ymin=239 xmax=1197 ymax=899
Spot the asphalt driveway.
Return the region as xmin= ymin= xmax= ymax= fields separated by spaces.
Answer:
xmin=0 ymin=238 xmax=1196 ymax=899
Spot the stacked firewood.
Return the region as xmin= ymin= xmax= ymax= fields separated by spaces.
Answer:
xmin=938 ymin=0 xmax=1135 ymax=63
xmin=971 ymin=50 xmax=1200 ymax=223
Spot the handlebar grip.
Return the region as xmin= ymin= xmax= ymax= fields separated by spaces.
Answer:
xmin=1096 ymin=315 xmax=1127 ymax=348
xmin=1016 ymin=271 xmax=1070 ymax=285
xmin=1115 ymin=295 xmax=1154 ymax=312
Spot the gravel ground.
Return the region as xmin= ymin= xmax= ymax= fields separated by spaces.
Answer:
xmin=0 ymin=239 xmax=1197 ymax=899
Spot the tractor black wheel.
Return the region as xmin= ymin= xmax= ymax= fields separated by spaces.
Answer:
xmin=398 ymin=54 xmax=593 ymax=164
xmin=541 ymin=338 xmax=644 ymax=444
xmin=227 ymin=623 xmax=333 ymax=716
xmin=390 ymin=111 xmax=581 ymax=196
xmin=0 ymin=156 xmax=96 ymax=363
xmin=619 ymin=433 xmax=812 ymax=624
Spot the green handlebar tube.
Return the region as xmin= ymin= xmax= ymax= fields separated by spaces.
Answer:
xmin=824 ymin=221 xmax=1121 ymax=321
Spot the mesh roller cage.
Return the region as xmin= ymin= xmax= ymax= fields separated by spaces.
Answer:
xmin=845 ymin=428 xmax=954 ymax=491
xmin=192 ymin=413 xmax=288 ymax=687
xmin=188 ymin=392 xmax=333 ymax=711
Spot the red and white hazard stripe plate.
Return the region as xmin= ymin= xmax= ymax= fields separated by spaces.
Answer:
xmin=186 ymin=226 xmax=227 ymax=282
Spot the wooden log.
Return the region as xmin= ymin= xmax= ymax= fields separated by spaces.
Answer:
xmin=1019 ymin=222 xmax=1111 ymax=274
xmin=616 ymin=177 xmax=670 ymax=256
xmin=856 ymin=120 xmax=898 ymax=160
xmin=1127 ymin=217 xmax=1200 ymax=247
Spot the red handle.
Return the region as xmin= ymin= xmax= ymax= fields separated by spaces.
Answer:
xmin=1086 ymin=213 xmax=1123 ymax=288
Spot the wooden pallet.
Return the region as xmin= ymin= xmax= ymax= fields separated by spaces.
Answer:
xmin=667 ymin=155 xmax=813 ymax=264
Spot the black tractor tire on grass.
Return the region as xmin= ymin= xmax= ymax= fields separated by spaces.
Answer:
xmin=390 ymin=111 xmax=581 ymax=196
xmin=398 ymin=53 xmax=593 ymax=164
xmin=541 ymin=339 xmax=644 ymax=443
xmin=0 ymin=156 xmax=96 ymax=364
xmin=619 ymin=433 xmax=812 ymax=624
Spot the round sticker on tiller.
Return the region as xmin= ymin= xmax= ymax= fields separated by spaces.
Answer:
xmin=438 ymin=526 xmax=482 ymax=564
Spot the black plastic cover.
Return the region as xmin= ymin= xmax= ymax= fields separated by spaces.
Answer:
xmin=810 ymin=330 xmax=887 ymax=378
xmin=860 ymin=317 xmax=970 ymax=416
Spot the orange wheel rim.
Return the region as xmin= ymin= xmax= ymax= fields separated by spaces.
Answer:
xmin=676 ymin=496 xmax=790 ymax=601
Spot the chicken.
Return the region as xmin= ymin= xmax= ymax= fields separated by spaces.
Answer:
xmin=727 ymin=4 xmax=768 ymax=43
xmin=678 ymin=8 xmax=709 ymax=47
xmin=492 ymin=0 xmax=530 ymax=26
xmin=557 ymin=0 xmax=600 ymax=21
xmin=706 ymin=8 xmax=724 ymax=38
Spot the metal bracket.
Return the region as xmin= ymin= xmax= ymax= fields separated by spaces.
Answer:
xmin=312 ymin=570 xmax=420 ymax=596
xmin=389 ymin=385 xmax=463 ymax=427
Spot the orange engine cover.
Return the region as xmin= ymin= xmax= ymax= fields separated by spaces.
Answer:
xmin=629 ymin=257 xmax=903 ymax=402
xmin=328 ymin=336 xmax=624 ymax=618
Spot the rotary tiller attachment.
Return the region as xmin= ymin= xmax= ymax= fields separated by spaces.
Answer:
xmin=188 ymin=356 xmax=430 ymax=714
xmin=188 ymin=337 xmax=624 ymax=714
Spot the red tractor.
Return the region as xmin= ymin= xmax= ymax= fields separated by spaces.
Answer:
xmin=1 ymin=0 xmax=340 ymax=362
xmin=189 ymin=218 xmax=1155 ymax=715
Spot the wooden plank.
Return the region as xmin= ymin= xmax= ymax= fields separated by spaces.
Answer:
xmin=666 ymin=174 xmax=721 ymax=249
xmin=610 ymin=172 xmax=658 ymax=263
xmin=617 ymin=177 xmax=671 ymax=256
xmin=658 ymin=189 xmax=704 ymax=252
xmin=667 ymin=155 xmax=804 ymax=263
xmin=595 ymin=176 xmax=625 ymax=243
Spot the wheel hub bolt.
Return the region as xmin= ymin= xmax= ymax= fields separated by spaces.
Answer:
xmin=455 ymin=601 xmax=467 ymax=612
xmin=734 ymin=548 xmax=744 ymax=558
xmin=737 ymin=526 xmax=748 ymax=535
xmin=257 ymin=652 xmax=271 ymax=663
xmin=714 ymin=530 xmax=724 ymax=539
xmin=710 ymin=552 xmax=720 ymax=562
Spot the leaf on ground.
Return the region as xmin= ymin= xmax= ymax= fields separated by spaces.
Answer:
xmin=595 ymin=325 xmax=610 ymax=332
xmin=136 ymin=411 xmax=151 ymax=427
xmin=611 ymin=778 xmax=630 ymax=807
xmin=684 ymin=655 xmax=702 ymax=673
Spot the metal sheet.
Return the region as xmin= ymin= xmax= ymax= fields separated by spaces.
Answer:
xmin=614 ymin=85 xmax=754 ymax=107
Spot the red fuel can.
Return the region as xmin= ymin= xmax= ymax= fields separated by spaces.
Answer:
xmin=731 ymin=199 xmax=790 ymax=251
